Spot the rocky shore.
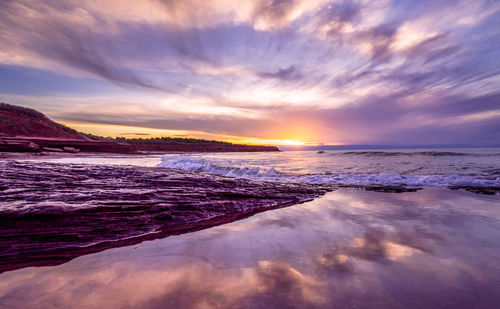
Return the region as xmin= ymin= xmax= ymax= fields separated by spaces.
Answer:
xmin=0 ymin=137 xmax=135 ymax=153
xmin=0 ymin=103 xmax=280 ymax=154
xmin=0 ymin=137 xmax=280 ymax=154
xmin=0 ymin=161 xmax=332 ymax=273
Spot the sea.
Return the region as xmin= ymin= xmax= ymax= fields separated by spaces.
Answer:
xmin=3 ymin=147 xmax=500 ymax=308
xmin=42 ymin=147 xmax=500 ymax=187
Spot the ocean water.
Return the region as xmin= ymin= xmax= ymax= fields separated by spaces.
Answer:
xmin=158 ymin=148 xmax=500 ymax=187
xmin=34 ymin=148 xmax=500 ymax=187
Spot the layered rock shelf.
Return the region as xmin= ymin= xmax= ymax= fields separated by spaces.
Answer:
xmin=0 ymin=137 xmax=136 ymax=153
xmin=0 ymin=161 xmax=332 ymax=272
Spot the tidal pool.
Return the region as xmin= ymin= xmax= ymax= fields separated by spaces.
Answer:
xmin=1 ymin=188 xmax=499 ymax=308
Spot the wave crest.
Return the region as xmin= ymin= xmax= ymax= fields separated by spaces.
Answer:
xmin=159 ymin=156 xmax=500 ymax=187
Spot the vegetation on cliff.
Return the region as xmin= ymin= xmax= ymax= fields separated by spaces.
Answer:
xmin=84 ymin=134 xmax=235 ymax=145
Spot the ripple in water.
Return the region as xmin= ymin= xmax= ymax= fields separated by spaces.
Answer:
xmin=158 ymin=148 xmax=500 ymax=187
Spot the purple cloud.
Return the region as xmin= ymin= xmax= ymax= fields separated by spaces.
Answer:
xmin=0 ymin=0 xmax=499 ymax=145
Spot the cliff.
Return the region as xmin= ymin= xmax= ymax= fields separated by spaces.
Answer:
xmin=0 ymin=103 xmax=84 ymax=139
xmin=0 ymin=102 xmax=279 ymax=153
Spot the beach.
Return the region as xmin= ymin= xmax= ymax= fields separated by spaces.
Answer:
xmin=1 ymin=187 xmax=499 ymax=308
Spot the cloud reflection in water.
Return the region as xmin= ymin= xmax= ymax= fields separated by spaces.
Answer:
xmin=1 ymin=188 xmax=500 ymax=308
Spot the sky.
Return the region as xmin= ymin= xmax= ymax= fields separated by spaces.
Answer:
xmin=0 ymin=0 xmax=499 ymax=146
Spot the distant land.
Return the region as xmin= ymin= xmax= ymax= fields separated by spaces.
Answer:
xmin=0 ymin=102 xmax=279 ymax=153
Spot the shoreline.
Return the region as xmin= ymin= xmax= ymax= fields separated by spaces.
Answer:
xmin=0 ymin=136 xmax=280 ymax=154
xmin=0 ymin=151 xmax=176 ymax=162
xmin=2 ymin=152 xmax=498 ymax=195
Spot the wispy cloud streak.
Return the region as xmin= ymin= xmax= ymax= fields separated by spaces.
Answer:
xmin=0 ymin=0 xmax=499 ymax=144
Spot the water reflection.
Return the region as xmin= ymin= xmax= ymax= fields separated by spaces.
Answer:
xmin=1 ymin=188 xmax=499 ymax=308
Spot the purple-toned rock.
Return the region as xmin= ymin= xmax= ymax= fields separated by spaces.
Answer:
xmin=0 ymin=137 xmax=136 ymax=153
xmin=0 ymin=102 xmax=84 ymax=139
xmin=63 ymin=147 xmax=80 ymax=153
xmin=0 ymin=136 xmax=278 ymax=154
xmin=42 ymin=147 xmax=64 ymax=152
xmin=0 ymin=140 xmax=41 ymax=152
xmin=0 ymin=161 xmax=333 ymax=272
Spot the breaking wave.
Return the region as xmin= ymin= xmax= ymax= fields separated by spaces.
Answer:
xmin=159 ymin=155 xmax=500 ymax=187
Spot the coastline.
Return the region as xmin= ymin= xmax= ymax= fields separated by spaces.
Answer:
xmin=1 ymin=156 xmax=497 ymax=274
xmin=6 ymin=151 xmax=497 ymax=195
xmin=0 ymin=136 xmax=280 ymax=154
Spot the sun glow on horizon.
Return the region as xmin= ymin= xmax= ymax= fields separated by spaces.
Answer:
xmin=282 ymin=139 xmax=305 ymax=146
xmin=61 ymin=121 xmax=312 ymax=146
xmin=272 ymin=139 xmax=305 ymax=146
xmin=233 ymin=138 xmax=306 ymax=146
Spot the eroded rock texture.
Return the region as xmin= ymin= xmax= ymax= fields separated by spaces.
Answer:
xmin=0 ymin=161 xmax=332 ymax=272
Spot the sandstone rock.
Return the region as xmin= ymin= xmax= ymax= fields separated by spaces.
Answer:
xmin=0 ymin=102 xmax=84 ymax=139
xmin=63 ymin=147 xmax=80 ymax=153
xmin=0 ymin=161 xmax=333 ymax=272
xmin=0 ymin=137 xmax=136 ymax=153
xmin=0 ymin=140 xmax=41 ymax=152
xmin=42 ymin=147 xmax=64 ymax=152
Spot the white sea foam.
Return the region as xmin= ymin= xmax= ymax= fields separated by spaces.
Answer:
xmin=159 ymin=152 xmax=500 ymax=187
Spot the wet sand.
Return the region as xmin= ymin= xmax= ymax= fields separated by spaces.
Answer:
xmin=1 ymin=188 xmax=499 ymax=308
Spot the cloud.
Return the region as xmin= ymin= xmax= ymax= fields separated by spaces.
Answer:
xmin=0 ymin=258 xmax=327 ymax=308
xmin=354 ymin=23 xmax=399 ymax=61
xmin=312 ymin=1 xmax=361 ymax=43
xmin=0 ymin=0 xmax=499 ymax=144
xmin=0 ymin=1 xmax=174 ymax=91
xmin=252 ymin=0 xmax=299 ymax=30
xmin=257 ymin=65 xmax=303 ymax=81
xmin=45 ymin=89 xmax=499 ymax=146
xmin=119 ymin=133 xmax=151 ymax=136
